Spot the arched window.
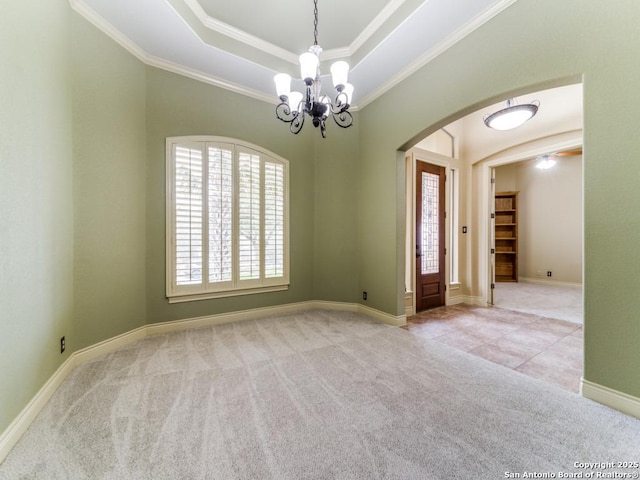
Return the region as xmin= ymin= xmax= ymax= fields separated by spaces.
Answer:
xmin=166 ymin=137 xmax=289 ymax=302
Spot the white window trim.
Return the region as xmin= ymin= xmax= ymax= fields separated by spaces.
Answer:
xmin=166 ymin=136 xmax=290 ymax=303
xmin=449 ymin=167 xmax=459 ymax=285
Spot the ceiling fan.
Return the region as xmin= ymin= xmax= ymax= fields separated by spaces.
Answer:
xmin=555 ymin=148 xmax=582 ymax=157
xmin=534 ymin=148 xmax=582 ymax=169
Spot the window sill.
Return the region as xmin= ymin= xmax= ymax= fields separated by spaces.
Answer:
xmin=167 ymin=284 xmax=289 ymax=304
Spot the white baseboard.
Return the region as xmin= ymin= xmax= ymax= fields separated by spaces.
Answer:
xmin=519 ymin=277 xmax=582 ymax=288
xmin=73 ymin=325 xmax=147 ymax=366
xmin=446 ymin=295 xmax=467 ymax=306
xmin=147 ymin=301 xmax=314 ymax=335
xmin=467 ymin=295 xmax=489 ymax=307
xmin=581 ymin=378 xmax=640 ymax=419
xmin=0 ymin=300 xmax=403 ymax=463
xmin=404 ymin=291 xmax=414 ymax=318
xmin=0 ymin=356 xmax=76 ymax=463
xmin=357 ymin=303 xmax=406 ymax=326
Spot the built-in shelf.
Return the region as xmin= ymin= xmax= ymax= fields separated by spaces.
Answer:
xmin=494 ymin=192 xmax=518 ymax=282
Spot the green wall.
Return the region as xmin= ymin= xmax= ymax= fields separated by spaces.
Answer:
xmin=359 ymin=0 xmax=640 ymax=397
xmin=0 ymin=0 xmax=74 ymax=431
xmin=312 ymin=121 xmax=360 ymax=302
xmin=0 ymin=2 xmax=148 ymax=434
xmin=145 ymin=68 xmax=317 ymax=324
xmin=71 ymin=14 xmax=148 ymax=349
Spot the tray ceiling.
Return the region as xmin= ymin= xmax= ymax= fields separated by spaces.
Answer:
xmin=71 ymin=0 xmax=518 ymax=108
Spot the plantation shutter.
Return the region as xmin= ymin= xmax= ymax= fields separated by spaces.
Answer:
xmin=174 ymin=145 xmax=203 ymax=286
xmin=264 ymin=161 xmax=285 ymax=278
xmin=238 ymin=151 xmax=261 ymax=281
xmin=207 ymin=145 xmax=233 ymax=285
xmin=167 ymin=137 xmax=289 ymax=301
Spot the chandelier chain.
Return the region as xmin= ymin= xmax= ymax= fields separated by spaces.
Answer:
xmin=313 ymin=0 xmax=318 ymax=45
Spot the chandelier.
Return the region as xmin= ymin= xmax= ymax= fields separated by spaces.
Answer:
xmin=273 ymin=0 xmax=354 ymax=138
xmin=483 ymin=98 xmax=539 ymax=130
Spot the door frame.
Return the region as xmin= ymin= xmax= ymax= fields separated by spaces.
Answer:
xmin=478 ymin=133 xmax=583 ymax=306
xmin=405 ymin=149 xmax=452 ymax=316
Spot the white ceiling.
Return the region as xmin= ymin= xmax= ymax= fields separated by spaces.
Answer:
xmin=70 ymin=0 xmax=518 ymax=108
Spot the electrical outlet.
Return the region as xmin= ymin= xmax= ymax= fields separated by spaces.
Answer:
xmin=60 ymin=336 xmax=65 ymax=354
xmin=363 ymin=291 xmax=367 ymax=301
xmin=547 ymin=271 xmax=552 ymax=277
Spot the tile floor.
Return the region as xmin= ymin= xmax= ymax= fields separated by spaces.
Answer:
xmin=402 ymin=304 xmax=583 ymax=393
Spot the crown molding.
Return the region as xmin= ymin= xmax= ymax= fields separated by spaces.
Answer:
xmin=356 ymin=0 xmax=520 ymax=109
xmin=347 ymin=0 xmax=408 ymax=56
xmin=69 ymin=0 xmax=277 ymax=105
xmin=182 ymin=0 xmax=299 ymax=64
xmin=69 ymin=0 xmax=149 ymax=63
xmin=182 ymin=0 xmax=409 ymax=64
xmin=320 ymin=47 xmax=353 ymax=62
xmin=146 ymin=56 xmax=276 ymax=104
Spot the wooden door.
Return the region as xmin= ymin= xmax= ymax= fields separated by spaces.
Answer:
xmin=415 ymin=161 xmax=446 ymax=311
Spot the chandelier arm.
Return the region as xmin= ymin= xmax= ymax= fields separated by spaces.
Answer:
xmin=290 ymin=110 xmax=305 ymax=135
xmin=330 ymin=109 xmax=353 ymax=129
xmin=330 ymin=91 xmax=349 ymax=114
xmin=275 ymin=102 xmax=294 ymax=123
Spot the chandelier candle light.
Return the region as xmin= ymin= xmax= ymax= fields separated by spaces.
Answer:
xmin=274 ymin=0 xmax=354 ymax=137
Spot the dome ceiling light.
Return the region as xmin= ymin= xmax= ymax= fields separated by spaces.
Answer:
xmin=484 ymin=98 xmax=540 ymax=130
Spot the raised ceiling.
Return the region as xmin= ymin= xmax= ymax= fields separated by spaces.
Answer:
xmin=71 ymin=0 xmax=518 ymax=108
xmin=196 ymin=0 xmax=393 ymax=53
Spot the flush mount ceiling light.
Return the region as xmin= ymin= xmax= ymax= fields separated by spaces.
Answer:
xmin=535 ymin=154 xmax=557 ymax=169
xmin=273 ymin=0 xmax=353 ymax=138
xmin=483 ymin=98 xmax=540 ymax=130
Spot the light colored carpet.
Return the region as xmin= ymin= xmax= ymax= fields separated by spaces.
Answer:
xmin=1 ymin=309 xmax=637 ymax=479
xmin=494 ymin=282 xmax=583 ymax=324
